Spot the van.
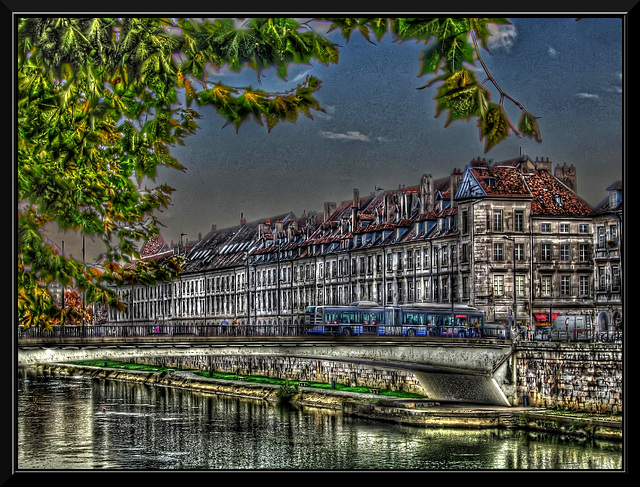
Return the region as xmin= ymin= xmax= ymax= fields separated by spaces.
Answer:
xmin=549 ymin=315 xmax=593 ymax=340
xmin=482 ymin=322 xmax=509 ymax=339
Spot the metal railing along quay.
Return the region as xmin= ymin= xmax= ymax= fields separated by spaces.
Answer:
xmin=17 ymin=323 xmax=308 ymax=340
xmin=17 ymin=323 xmax=621 ymax=343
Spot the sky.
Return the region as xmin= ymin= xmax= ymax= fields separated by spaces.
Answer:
xmin=49 ymin=16 xmax=625 ymax=261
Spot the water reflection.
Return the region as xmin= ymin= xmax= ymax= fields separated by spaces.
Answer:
xmin=17 ymin=368 xmax=623 ymax=470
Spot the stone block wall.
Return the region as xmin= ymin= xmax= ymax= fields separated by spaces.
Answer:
xmin=514 ymin=342 xmax=622 ymax=413
xmin=141 ymin=354 xmax=426 ymax=395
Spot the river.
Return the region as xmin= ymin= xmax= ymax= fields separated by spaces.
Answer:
xmin=16 ymin=368 xmax=623 ymax=471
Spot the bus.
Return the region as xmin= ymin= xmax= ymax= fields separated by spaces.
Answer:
xmin=304 ymin=301 xmax=384 ymax=336
xmin=377 ymin=303 xmax=485 ymax=337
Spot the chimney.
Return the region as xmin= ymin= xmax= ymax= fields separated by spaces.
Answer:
xmin=351 ymin=188 xmax=360 ymax=229
xmin=240 ymin=212 xmax=246 ymax=225
xmin=324 ymin=202 xmax=337 ymax=221
xmin=450 ymin=168 xmax=462 ymax=207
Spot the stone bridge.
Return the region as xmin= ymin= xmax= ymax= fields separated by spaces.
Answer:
xmin=17 ymin=336 xmax=516 ymax=406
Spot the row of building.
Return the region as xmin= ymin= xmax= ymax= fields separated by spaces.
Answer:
xmin=107 ymin=155 xmax=623 ymax=334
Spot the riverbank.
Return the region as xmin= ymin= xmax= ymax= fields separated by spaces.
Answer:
xmin=31 ymin=363 xmax=622 ymax=442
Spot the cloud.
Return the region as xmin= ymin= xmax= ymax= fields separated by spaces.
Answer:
xmin=319 ymin=130 xmax=372 ymax=142
xmin=609 ymin=72 xmax=623 ymax=93
xmin=576 ymin=92 xmax=599 ymax=99
xmin=487 ymin=24 xmax=517 ymax=51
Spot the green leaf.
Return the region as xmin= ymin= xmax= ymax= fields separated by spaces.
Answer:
xmin=518 ymin=111 xmax=542 ymax=143
xmin=419 ymin=44 xmax=443 ymax=76
xmin=478 ymin=103 xmax=511 ymax=152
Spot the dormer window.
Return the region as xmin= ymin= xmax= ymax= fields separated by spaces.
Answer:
xmin=484 ymin=177 xmax=497 ymax=188
xmin=554 ymin=194 xmax=563 ymax=206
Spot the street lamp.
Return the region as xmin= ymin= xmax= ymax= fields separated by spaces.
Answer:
xmin=503 ymin=236 xmax=517 ymax=333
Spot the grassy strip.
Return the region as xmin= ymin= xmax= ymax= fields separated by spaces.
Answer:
xmin=70 ymin=360 xmax=425 ymax=399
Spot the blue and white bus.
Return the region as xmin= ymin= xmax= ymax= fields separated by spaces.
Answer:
xmin=305 ymin=302 xmax=484 ymax=337
xmin=377 ymin=303 xmax=485 ymax=337
xmin=304 ymin=301 xmax=384 ymax=336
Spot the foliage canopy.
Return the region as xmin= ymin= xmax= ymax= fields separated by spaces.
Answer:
xmin=17 ymin=17 xmax=540 ymax=328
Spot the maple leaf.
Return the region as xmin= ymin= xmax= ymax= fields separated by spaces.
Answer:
xmin=518 ymin=111 xmax=542 ymax=143
xmin=478 ymin=103 xmax=510 ymax=152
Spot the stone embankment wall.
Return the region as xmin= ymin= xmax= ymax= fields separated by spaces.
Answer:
xmin=138 ymin=354 xmax=426 ymax=395
xmin=514 ymin=342 xmax=622 ymax=413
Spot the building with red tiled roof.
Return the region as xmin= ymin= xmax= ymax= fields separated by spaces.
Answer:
xmin=456 ymin=155 xmax=602 ymax=332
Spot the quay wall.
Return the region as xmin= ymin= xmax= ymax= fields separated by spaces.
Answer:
xmin=513 ymin=342 xmax=622 ymax=413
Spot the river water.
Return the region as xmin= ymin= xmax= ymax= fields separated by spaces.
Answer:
xmin=17 ymin=368 xmax=623 ymax=471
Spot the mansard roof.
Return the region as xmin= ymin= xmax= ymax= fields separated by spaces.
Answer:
xmin=184 ymin=212 xmax=299 ymax=272
xmin=592 ymin=180 xmax=623 ymax=214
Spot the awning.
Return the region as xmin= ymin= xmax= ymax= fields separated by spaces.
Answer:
xmin=534 ymin=312 xmax=559 ymax=322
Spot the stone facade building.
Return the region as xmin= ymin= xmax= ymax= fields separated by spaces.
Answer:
xmin=107 ymin=155 xmax=623 ymax=335
xmin=591 ymin=181 xmax=623 ymax=333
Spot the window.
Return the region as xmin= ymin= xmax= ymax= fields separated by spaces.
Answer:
xmin=612 ymin=265 xmax=621 ymax=289
xmin=560 ymin=243 xmax=570 ymax=262
xmin=515 ymin=243 xmax=525 ymax=261
xmin=493 ymin=275 xmax=504 ymax=297
xmin=514 ymin=210 xmax=524 ymax=232
xmin=597 ymin=226 xmax=606 ymax=248
xmin=516 ymin=275 xmax=525 ymax=297
xmin=541 ymin=243 xmax=552 ymax=261
xmin=610 ymin=224 xmax=618 ymax=245
xmin=541 ymin=276 xmax=552 ymax=297
xmin=493 ymin=209 xmax=503 ymax=232
xmin=579 ymin=275 xmax=590 ymax=297
xmin=560 ymin=223 xmax=570 ymax=233
xmin=462 ymin=210 xmax=469 ymax=234
xmin=579 ymin=224 xmax=590 ymax=233
xmin=541 ymin=222 xmax=552 ymax=233
xmin=560 ymin=275 xmax=571 ymax=296
xmin=579 ymin=243 xmax=590 ymax=262
xmin=494 ymin=242 xmax=504 ymax=261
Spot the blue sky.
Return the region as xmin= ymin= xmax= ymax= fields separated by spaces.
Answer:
xmin=56 ymin=16 xmax=626 ymax=258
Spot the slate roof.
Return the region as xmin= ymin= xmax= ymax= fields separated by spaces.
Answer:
xmin=184 ymin=212 xmax=298 ymax=272
xmin=135 ymin=156 xmax=600 ymax=273
xmin=592 ymin=180 xmax=623 ymax=214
